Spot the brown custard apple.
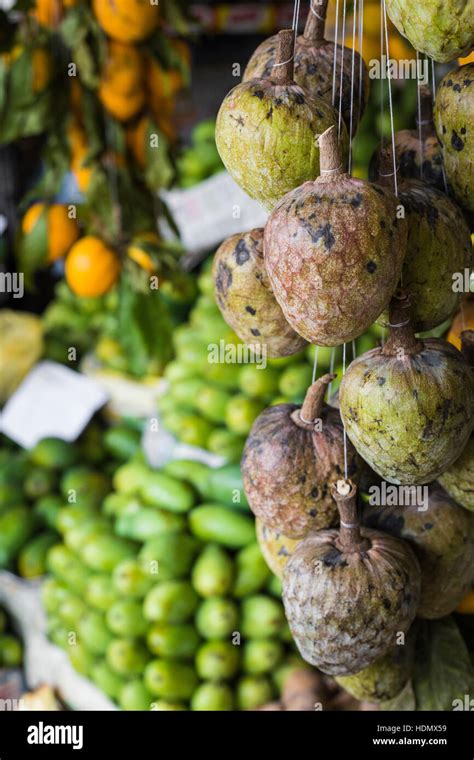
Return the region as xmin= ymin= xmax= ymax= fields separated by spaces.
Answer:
xmin=376 ymin=172 xmax=472 ymax=332
xmin=215 ymin=29 xmax=348 ymax=211
xmin=336 ymin=631 xmax=416 ymax=703
xmin=435 ymin=64 xmax=474 ymax=219
xmin=212 ymin=228 xmax=307 ymax=358
xmin=256 ymin=519 xmax=301 ymax=579
xmin=340 ymin=293 xmax=474 ymax=486
xmin=243 ymin=0 xmax=368 ymax=137
xmin=283 ymin=481 xmax=421 ymax=676
xmin=363 ymin=485 xmax=474 ymax=619
xmin=439 ymin=331 xmax=474 ymax=511
xmin=241 ymin=373 xmax=359 ymax=539
xmin=386 ymin=0 xmax=474 ymax=63
xmin=369 ymin=87 xmax=446 ymax=193
xmin=264 ymin=126 xmax=407 ymax=346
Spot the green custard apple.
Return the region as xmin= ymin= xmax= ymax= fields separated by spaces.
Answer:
xmin=212 ymin=228 xmax=307 ymax=358
xmin=435 ymin=63 xmax=474 ymax=219
xmin=340 ymin=293 xmax=474 ymax=486
xmin=386 ymin=0 xmax=474 ymax=63
xmin=439 ymin=438 xmax=474 ymax=511
xmin=363 ymin=485 xmax=474 ymax=618
xmin=283 ymin=482 xmax=421 ymax=675
xmin=216 ymin=29 xmax=348 ymax=211
xmin=244 ymin=0 xmax=368 ymax=137
xmin=264 ymin=125 xmax=407 ymax=346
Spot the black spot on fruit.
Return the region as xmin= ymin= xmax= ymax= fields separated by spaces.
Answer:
xmin=451 ymin=130 xmax=465 ymax=151
xmin=215 ymin=260 xmax=232 ymax=294
xmin=245 ymin=305 xmax=256 ymax=315
xmin=377 ymin=376 xmax=386 ymax=385
xmin=294 ymin=92 xmax=305 ymax=105
xmin=307 ymin=64 xmax=317 ymax=75
xmin=423 ymin=523 xmax=433 ymax=531
xmin=380 ymin=220 xmax=386 ymax=229
xmin=453 ymin=84 xmax=461 ymax=93
xmin=253 ymin=90 xmax=264 ymax=100
xmin=382 ymin=598 xmax=392 ymax=610
xmin=234 ymin=238 xmax=250 ymax=265
xmin=322 ymin=546 xmax=347 ymax=568
xmin=266 ymin=107 xmax=273 ymax=120
xmin=461 ymin=127 xmax=466 ymax=135
xmin=250 ymin=328 xmax=261 ymax=336
xmin=350 ymin=193 xmax=363 ymax=208
xmin=310 ymin=487 xmax=320 ymax=499
xmin=304 ymin=222 xmax=336 ymax=251
xmin=367 ymin=261 xmax=377 ymax=274
xmin=309 ymin=509 xmax=317 ymax=517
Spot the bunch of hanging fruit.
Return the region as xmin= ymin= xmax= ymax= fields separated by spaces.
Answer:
xmin=213 ymin=0 xmax=474 ymax=708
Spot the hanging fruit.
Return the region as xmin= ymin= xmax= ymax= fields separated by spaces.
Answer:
xmin=434 ymin=63 xmax=474 ymax=223
xmin=385 ymin=0 xmax=474 ymax=63
xmin=255 ymin=520 xmax=301 ymax=579
xmin=92 ymin=0 xmax=159 ymax=44
xmin=282 ymin=481 xmax=421 ymax=675
xmin=241 ymin=374 xmax=359 ymax=539
xmin=212 ymin=228 xmax=307 ymax=358
xmin=264 ymin=125 xmax=407 ymax=346
xmin=335 ymin=632 xmax=416 ymax=703
xmin=340 ymin=292 xmax=474 ymax=485
xmin=363 ymin=484 xmax=474 ymax=619
xmin=21 ymin=203 xmax=80 ymax=264
xmin=243 ymin=0 xmax=369 ymax=137
xmin=369 ymin=87 xmax=445 ymax=193
xmin=375 ymin=152 xmax=471 ymax=332
xmin=215 ymin=29 xmax=348 ymax=211
xmin=98 ymin=41 xmax=146 ymax=123
xmin=65 ymin=236 xmax=121 ymax=297
xmin=448 ymin=302 xmax=474 ymax=350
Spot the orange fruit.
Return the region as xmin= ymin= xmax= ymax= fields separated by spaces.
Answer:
xmin=99 ymin=87 xmax=145 ymax=122
xmin=459 ymin=51 xmax=474 ymax=65
xmin=65 ymin=236 xmax=121 ymax=297
xmin=34 ymin=0 xmax=77 ymax=26
xmin=32 ymin=48 xmax=51 ymax=93
xmin=92 ymin=0 xmax=159 ymax=43
xmin=22 ymin=203 xmax=80 ymax=263
xmin=447 ymin=300 xmax=474 ymax=351
xmin=126 ymin=116 xmax=148 ymax=168
xmin=147 ymin=56 xmax=183 ymax=102
xmin=99 ymin=42 xmax=145 ymax=122
xmin=457 ymin=591 xmax=474 ymax=614
xmin=68 ymin=122 xmax=93 ymax=192
xmin=70 ymin=78 xmax=82 ymax=116
xmin=127 ymin=232 xmax=159 ymax=273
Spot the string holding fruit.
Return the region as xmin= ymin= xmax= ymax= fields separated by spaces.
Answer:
xmin=243 ymin=0 xmax=369 ymax=137
xmin=216 ymin=29 xmax=348 ymax=211
xmin=241 ymin=373 xmax=359 ymax=539
xmin=264 ymin=125 xmax=407 ymax=346
xmin=339 ymin=291 xmax=474 ymax=486
xmin=212 ymin=229 xmax=307 ymax=358
xmin=282 ymin=480 xmax=421 ymax=675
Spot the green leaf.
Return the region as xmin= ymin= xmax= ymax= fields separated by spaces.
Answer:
xmin=17 ymin=206 xmax=48 ymax=290
xmin=144 ymin=121 xmax=174 ymax=191
xmin=413 ymin=618 xmax=473 ymax=711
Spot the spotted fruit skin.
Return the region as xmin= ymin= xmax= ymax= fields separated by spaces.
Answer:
xmin=339 ymin=340 xmax=474 ymax=486
xmin=212 ymin=229 xmax=307 ymax=358
xmin=264 ymin=175 xmax=407 ymax=346
xmin=256 ymin=519 xmax=301 ymax=579
xmin=335 ymin=636 xmax=415 ymax=703
xmin=435 ymin=64 xmax=474 ymax=215
xmin=364 ymin=486 xmax=474 ymax=618
xmin=386 ymin=0 xmax=474 ymax=63
xmin=439 ymin=437 xmax=474 ymax=512
xmin=378 ymin=181 xmax=472 ymax=332
xmin=241 ymin=402 xmax=359 ymax=539
xmin=215 ymin=78 xmax=348 ymax=211
xmin=244 ymin=36 xmax=368 ymax=137
xmin=369 ymin=132 xmax=446 ymax=193
xmin=283 ymin=529 xmax=420 ymax=675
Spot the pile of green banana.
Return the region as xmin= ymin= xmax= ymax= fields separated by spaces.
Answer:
xmin=158 ymin=259 xmax=381 ymax=460
xmin=40 ymin=451 xmax=305 ymax=710
xmin=0 ymin=606 xmax=22 ymax=669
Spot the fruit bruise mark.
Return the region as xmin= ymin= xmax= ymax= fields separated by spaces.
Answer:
xmin=234 ymin=238 xmax=250 ymax=265
xmin=322 ymin=546 xmax=347 ymax=567
xmin=245 ymin=305 xmax=256 ymax=315
xmin=350 ymin=192 xmax=363 ymax=208
xmin=250 ymin=328 xmax=261 ymax=336
xmin=215 ymin=260 xmax=232 ymax=296
xmin=367 ymin=261 xmax=377 ymax=274
xmin=253 ymin=90 xmax=265 ymax=100
xmin=301 ymin=220 xmax=336 ymax=251
xmin=451 ymin=130 xmax=464 ymax=151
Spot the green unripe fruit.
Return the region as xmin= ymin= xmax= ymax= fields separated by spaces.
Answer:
xmin=143 ymin=581 xmax=199 ymax=624
xmin=195 ymin=641 xmax=240 ymax=681
xmin=191 ymin=545 xmax=234 ymax=597
xmin=195 ymin=597 xmax=239 ymax=640
xmin=191 ymin=682 xmax=234 ymax=711
xmin=146 ymin=623 xmax=201 ymax=659
xmin=144 ymin=659 xmax=198 ymax=700
xmin=242 ymin=639 xmax=284 ymax=675
xmin=241 ymin=595 xmax=285 ymax=639
xmin=119 ymin=680 xmax=154 ymax=711
xmin=106 ymin=600 xmax=148 ymax=638
xmin=236 ymin=676 xmax=274 ymax=710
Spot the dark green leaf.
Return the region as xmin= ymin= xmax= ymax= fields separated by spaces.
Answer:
xmin=17 ymin=206 xmax=48 ymax=290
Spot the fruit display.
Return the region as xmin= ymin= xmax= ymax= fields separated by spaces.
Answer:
xmin=0 ymin=605 xmax=23 ymax=669
xmin=0 ymin=311 xmax=44 ymax=404
xmin=176 ymin=120 xmax=224 ymax=188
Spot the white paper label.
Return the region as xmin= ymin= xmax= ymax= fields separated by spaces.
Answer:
xmin=0 ymin=361 xmax=109 ymax=449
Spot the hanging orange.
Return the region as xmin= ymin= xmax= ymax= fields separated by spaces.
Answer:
xmin=99 ymin=42 xmax=146 ymax=122
xmin=447 ymin=300 xmax=474 ymax=351
xmin=34 ymin=0 xmax=77 ymax=27
xmin=65 ymin=236 xmax=121 ymax=297
xmin=22 ymin=202 xmax=80 ymax=263
xmin=92 ymin=0 xmax=159 ymax=43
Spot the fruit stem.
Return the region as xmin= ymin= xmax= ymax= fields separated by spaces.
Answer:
xmin=461 ymin=330 xmax=474 ymax=367
xmin=333 ymin=480 xmax=368 ymax=553
xmin=382 ymin=291 xmax=422 ymax=357
xmin=271 ymin=29 xmax=295 ymax=85
xmin=291 ymin=373 xmax=336 ymax=429
xmin=377 ymin=145 xmax=399 ymax=194
xmin=303 ymin=0 xmax=329 ymax=44
xmin=318 ymin=126 xmax=344 ymax=177
xmin=416 ymin=85 xmax=434 ymax=139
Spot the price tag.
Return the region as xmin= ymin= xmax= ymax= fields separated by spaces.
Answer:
xmin=0 ymin=361 xmax=108 ymax=449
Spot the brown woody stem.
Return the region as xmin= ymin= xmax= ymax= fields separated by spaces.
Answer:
xmin=303 ymin=0 xmax=329 ymax=43
xmin=318 ymin=125 xmax=344 ymax=177
xmin=382 ymin=291 xmax=422 ymax=356
xmin=333 ymin=480 xmax=368 ymax=552
xmin=377 ymin=145 xmax=399 ymax=193
xmin=461 ymin=330 xmax=474 ymax=367
xmin=271 ymin=29 xmax=295 ymax=85
xmin=291 ymin=373 xmax=335 ymax=429
xmin=416 ymin=85 xmax=434 ymax=139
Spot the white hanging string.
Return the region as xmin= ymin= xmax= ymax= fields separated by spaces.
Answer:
xmin=312 ymin=345 xmax=319 ymax=384
xmin=310 ymin=0 xmax=325 ymax=21
xmin=358 ymin=0 xmax=365 ymax=123
xmin=338 ymin=0 xmax=348 ymax=139
xmin=348 ymin=0 xmax=358 ymax=172
xmin=431 ymin=58 xmax=450 ymax=196
xmin=380 ymin=0 xmax=384 ymax=141
xmin=416 ymin=51 xmax=424 ymax=180
xmin=332 ymin=0 xmax=340 ymax=106
xmin=382 ymin=0 xmax=398 ymax=197
xmin=328 ymin=347 xmax=336 ymax=398
xmin=342 ymin=342 xmax=348 ymax=479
